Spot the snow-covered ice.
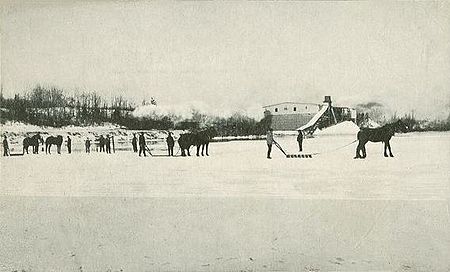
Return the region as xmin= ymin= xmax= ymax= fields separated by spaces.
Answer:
xmin=0 ymin=131 xmax=449 ymax=271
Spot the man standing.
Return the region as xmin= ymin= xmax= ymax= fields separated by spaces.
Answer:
xmin=266 ymin=128 xmax=274 ymax=159
xmin=85 ymin=138 xmax=91 ymax=153
xmin=139 ymin=132 xmax=147 ymax=157
xmin=99 ymin=135 xmax=105 ymax=152
xmin=131 ymin=134 xmax=138 ymax=153
xmin=105 ymin=135 xmax=111 ymax=154
xmin=3 ymin=135 xmax=10 ymax=156
xmin=297 ymin=130 xmax=303 ymax=152
xmin=166 ymin=132 xmax=175 ymax=156
xmin=111 ymin=136 xmax=115 ymax=153
xmin=66 ymin=136 xmax=72 ymax=154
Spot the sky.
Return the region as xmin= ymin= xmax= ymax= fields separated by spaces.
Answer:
xmin=1 ymin=1 xmax=449 ymax=119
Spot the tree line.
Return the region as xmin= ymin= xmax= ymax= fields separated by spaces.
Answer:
xmin=0 ymin=85 xmax=135 ymax=127
xmin=0 ymin=86 xmax=272 ymax=136
xmin=2 ymin=86 xmax=446 ymax=134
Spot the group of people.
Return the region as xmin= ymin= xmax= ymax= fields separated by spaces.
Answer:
xmin=95 ymin=135 xmax=114 ymax=153
xmin=131 ymin=132 xmax=175 ymax=157
xmin=266 ymin=128 xmax=303 ymax=159
xmin=131 ymin=133 xmax=147 ymax=156
xmin=3 ymin=129 xmax=302 ymax=159
xmin=1 ymin=134 xmax=111 ymax=156
xmin=2 ymin=134 xmax=73 ymax=156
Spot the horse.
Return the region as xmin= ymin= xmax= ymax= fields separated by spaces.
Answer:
xmin=23 ymin=134 xmax=44 ymax=154
xmin=45 ymin=135 xmax=64 ymax=154
xmin=193 ymin=129 xmax=215 ymax=156
xmin=178 ymin=133 xmax=195 ymax=156
xmin=354 ymin=120 xmax=408 ymax=159
xmin=178 ymin=128 xmax=215 ymax=157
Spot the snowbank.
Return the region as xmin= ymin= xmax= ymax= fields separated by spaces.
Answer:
xmin=316 ymin=121 xmax=360 ymax=136
xmin=0 ymin=121 xmax=46 ymax=134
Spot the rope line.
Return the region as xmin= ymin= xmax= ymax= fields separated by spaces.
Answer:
xmin=273 ymin=139 xmax=358 ymax=157
xmin=311 ymin=139 xmax=358 ymax=156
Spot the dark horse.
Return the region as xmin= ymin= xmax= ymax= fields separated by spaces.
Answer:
xmin=354 ymin=120 xmax=408 ymax=159
xmin=45 ymin=135 xmax=64 ymax=154
xmin=178 ymin=133 xmax=195 ymax=156
xmin=178 ymin=128 xmax=215 ymax=157
xmin=23 ymin=134 xmax=44 ymax=154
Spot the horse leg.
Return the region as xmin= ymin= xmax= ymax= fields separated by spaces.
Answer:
xmin=361 ymin=144 xmax=367 ymax=158
xmin=196 ymin=145 xmax=200 ymax=156
xmin=384 ymin=142 xmax=389 ymax=157
xmin=57 ymin=144 xmax=61 ymax=154
xmin=354 ymin=142 xmax=361 ymax=159
xmin=201 ymin=144 xmax=205 ymax=156
xmin=205 ymin=143 xmax=209 ymax=156
xmin=387 ymin=141 xmax=394 ymax=157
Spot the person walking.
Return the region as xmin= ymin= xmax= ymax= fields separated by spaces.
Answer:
xmin=297 ymin=130 xmax=303 ymax=152
xmin=66 ymin=136 xmax=72 ymax=154
xmin=3 ymin=135 xmax=10 ymax=156
xmin=139 ymin=132 xmax=147 ymax=157
xmin=166 ymin=132 xmax=175 ymax=156
xmin=131 ymin=134 xmax=138 ymax=153
xmin=85 ymin=138 xmax=91 ymax=153
xmin=266 ymin=128 xmax=274 ymax=159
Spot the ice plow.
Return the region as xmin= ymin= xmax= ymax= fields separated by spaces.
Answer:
xmin=273 ymin=140 xmax=313 ymax=159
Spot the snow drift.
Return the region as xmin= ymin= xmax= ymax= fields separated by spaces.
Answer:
xmin=316 ymin=121 xmax=360 ymax=136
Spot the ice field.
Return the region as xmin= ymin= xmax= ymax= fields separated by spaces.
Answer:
xmin=0 ymin=132 xmax=449 ymax=271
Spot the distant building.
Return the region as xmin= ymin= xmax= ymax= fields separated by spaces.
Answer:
xmin=263 ymin=102 xmax=321 ymax=131
xmin=263 ymin=96 xmax=357 ymax=132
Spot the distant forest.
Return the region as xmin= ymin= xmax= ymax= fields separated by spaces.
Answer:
xmin=0 ymin=85 xmax=272 ymax=136
xmin=1 ymin=86 xmax=449 ymax=134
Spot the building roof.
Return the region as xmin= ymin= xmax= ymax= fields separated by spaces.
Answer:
xmin=262 ymin=101 xmax=321 ymax=108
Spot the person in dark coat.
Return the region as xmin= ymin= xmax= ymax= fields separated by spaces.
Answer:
xmin=66 ymin=136 xmax=72 ymax=154
xmin=166 ymin=132 xmax=175 ymax=156
xmin=111 ymin=136 xmax=115 ymax=153
xmin=105 ymin=135 xmax=111 ymax=154
xmin=99 ymin=135 xmax=105 ymax=152
xmin=297 ymin=130 xmax=303 ymax=152
xmin=131 ymin=134 xmax=138 ymax=153
xmin=3 ymin=135 xmax=10 ymax=156
xmin=266 ymin=128 xmax=274 ymax=159
xmin=138 ymin=132 xmax=147 ymax=157
xmin=85 ymin=138 xmax=91 ymax=153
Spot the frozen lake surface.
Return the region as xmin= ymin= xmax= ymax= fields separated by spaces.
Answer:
xmin=1 ymin=132 xmax=449 ymax=271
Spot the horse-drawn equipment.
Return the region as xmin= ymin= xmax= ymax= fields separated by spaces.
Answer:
xmin=273 ymin=139 xmax=313 ymax=159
